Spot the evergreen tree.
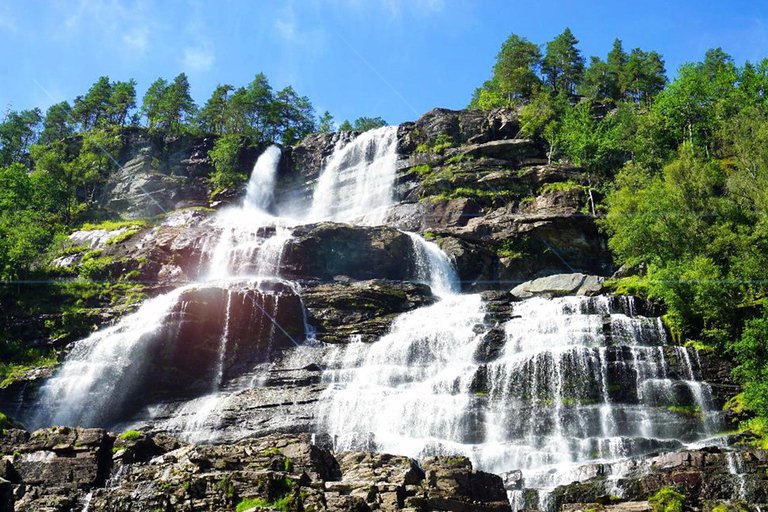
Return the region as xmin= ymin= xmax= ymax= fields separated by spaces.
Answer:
xmin=339 ymin=120 xmax=353 ymax=131
xmin=624 ymin=49 xmax=667 ymax=104
xmin=353 ymin=117 xmax=387 ymax=132
xmin=198 ymin=84 xmax=234 ymax=135
xmin=106 ymin=80 xmax=137 ymax=126
xmin=0 ymin=109 xmax=42 ymax=166
xmin=606 ymin=38 xmax=628 ymax=100
xmin=72 ymin=76 xmax=112 ymax=130
xmin=318 ymin=111 xmax=335 ymax=133
xmin=142 ymin=78 xmax=168 ymax=130
xmin=491 ymin=34 xmax=542 ymax=101
xmin=579 ymin=57 xmax=611 ymax=100
xmin=161 ymin=73 xmax=197 ymax=133
xmin=542 ymin=28 xmax=585 ymax=96
xmin=39 ymin=102 xmax=74 ymax=145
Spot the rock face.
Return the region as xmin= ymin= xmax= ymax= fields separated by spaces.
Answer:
xmin=0 ymin=427 xmax=511 ymax=512
xmin=510 ymin=273 xmax=605 ymax=299
xmin=302 ymin=280 xmax=436 ymax=343
xmin=548 ymin=445 xmax=768 ymax=511
xmin=280 ymin=223 xmax=418 ymax=282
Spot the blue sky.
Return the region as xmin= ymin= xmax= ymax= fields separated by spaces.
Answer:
xmin=2 ymin=0 xmax=768 ymax=126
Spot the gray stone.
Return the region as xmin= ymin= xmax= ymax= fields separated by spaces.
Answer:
xmin=510 ymin=273 xmax=605 ymax=299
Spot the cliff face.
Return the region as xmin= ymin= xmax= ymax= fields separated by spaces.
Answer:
xmin=0 ymin=108 xmax=750 ymax=512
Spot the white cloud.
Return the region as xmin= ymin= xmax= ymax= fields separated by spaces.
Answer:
xmin=183 ymin=45 xmax=215 ymax=72
xmin=123 ymin=26 xmax=150 ymax=53
xmin=275 ymin=19 xmax=297 ymax=41
xmin=0 ymin=4 xmax=18 ymax=33
xmin=53 ymin=0 xmax=155 ymax=57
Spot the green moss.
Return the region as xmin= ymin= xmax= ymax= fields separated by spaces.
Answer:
xmin=283 ymin=458 xmax=294 ymax=473
xmin=649 ymin=487 xmax=685 ymax=512
xmin=105 ymin=228 xmax=141 ymax=246
xmin=684 ymin=339 xmax=714 ymax=351
xmin=415 ymin=143 xmax=430 ymax=154
xmin=540 ymin=180 xmax=585 ymax=194
xmin=0 ymin=354 xmax=58 ymax=388
xmin=445 ymin=153 xmax=474 ymax=164
xmin=80 ymin=219 xmax=149 ymax=231
xmin=432 ymin=134 xmax=456 ymax=154
xmin=662 ymin=405 xmax=702 ymax=418
xmin=118 ymin=430 xmax=142 ymax=441
xmin=739 ymin=417 xmax=768 ymax=449
xmin=411 ymin=164 xmax=432 ymax=176
xmin=215 ymin=477 xmax=235 ymax=498
xmin=724 ymin=393 xmax=746 ymax=414
xmin=236 ymin=496 xmax=292 ymax=511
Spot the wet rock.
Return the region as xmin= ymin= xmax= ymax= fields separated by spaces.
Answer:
xmin=281 ymin=223 xmax=416 ymax=282
xmin=0 ymin=428 xmax=511 ymax=512
xmin=302 ymin=280 xmax=436 ymax=343
xmin=510 ymin=273 xmax=605 ymax=299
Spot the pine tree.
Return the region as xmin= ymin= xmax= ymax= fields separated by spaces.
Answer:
xmin=542 ymin=28 xmax=585 ymax=96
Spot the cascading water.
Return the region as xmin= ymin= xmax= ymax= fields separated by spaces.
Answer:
xmin=24 ymin=123 xmax=727 ymax=510
xmin=319 ymin=294 xmax=721 ymax=509
xmin=308 ymin=125 xmax=399 ymax=225
xmin=32 ymin=147 xmax=299 ymax=432
xmin=31 ymin=127 xmax=413 ymax=439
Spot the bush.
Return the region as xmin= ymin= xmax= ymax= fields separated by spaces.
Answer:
xmin=649 ymin=487 xmax=685 ymax=512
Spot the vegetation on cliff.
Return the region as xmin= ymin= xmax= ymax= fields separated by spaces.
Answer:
xmin=471 ymin=29 xmax=768 ymax=439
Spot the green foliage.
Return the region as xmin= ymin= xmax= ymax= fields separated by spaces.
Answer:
xmin=208 ymin=134 xmax=247 ymax=190
xmin=81 ymin=219 xmax=148 ymax=231
xmin=732 ymin=307 xmax=768 ymax=419
xmin=471 ymin=33 xmax=541 ymax=106
xmin=142 ymin=74 xmax=197 ymax=133
xmin=339 ymin=120 xmax=353 ymax=131
xmin=0 ymin=108 xmax=43 ymax=166
xmin=542 ymin=28 xmax=585 ymax=96
xmin=118 ymin=430 xmax=143 ymax=441
xmin=353 ymin=117 xmax=387 ymax=132
xmin=649 ymin=487 xmax=685 ymax=512
xmin=236 ymin=495 xmax=292 ymax=511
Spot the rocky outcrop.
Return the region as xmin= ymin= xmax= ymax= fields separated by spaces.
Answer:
xmin=547 ymin=445 xmax=768 ymax=511
xmin=303 ymin=280 xmax=436 ymax=343
xmin=0 ymin=427 xmax=511 ymax=512
xmin=280 ymin=223 xmax=418 ymax=282
xmin=510 ymin=273 xmax=605 ymax=299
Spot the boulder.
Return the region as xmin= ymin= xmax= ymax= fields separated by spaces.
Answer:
xmin=280 ymin=223 xmax=417 ymax=282
xmin=510 ymin=273 xmax=606 ymax=299
xmin=302 ymin=280 xmax=436 ymax=343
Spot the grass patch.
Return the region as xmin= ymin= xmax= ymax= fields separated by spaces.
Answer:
xmin=118 ymin=430 xmax=143 ymax=441
xmin=540 ymin=180 xmax=586 ymax=195
xmin=106 ymin=228 xmax=142 ymax=246
xmin=236 ymin=496 xmax=292 ymax=511
xmin=604 ymin=276 xmax=650 ymax=298
xmin=0 ymin=354 xmax=58 ymax=388
xmin=663 ymin=405 xmax=702 ymax=418
xmin=80 ymin=219 xmax=149 ymax=231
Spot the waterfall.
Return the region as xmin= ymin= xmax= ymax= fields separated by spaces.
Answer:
xmin=319 ymin=294 xmax=720 ymax=509
xmin=31 ymin=131 xmax=420 ymax=439
xmin=244 ymin=145 xmax=281 ymax=212
xmin=32 ymin=147 xmax=292 ymax=431
xmin=406 ymin=231 xmax=459 ymax=296
xmin=308 ymin=126 xmax=399 ymax=225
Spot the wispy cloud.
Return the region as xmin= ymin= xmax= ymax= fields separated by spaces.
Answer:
xmin=54 ymin=0 xmax=156 ymax=57
xmin=272 ymin=4 xmax=326 ymax=52
xmin=0 ymin=3 xmax=18 ymax=33
xmin=183 ymin=44 xmax=215 ymax=72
